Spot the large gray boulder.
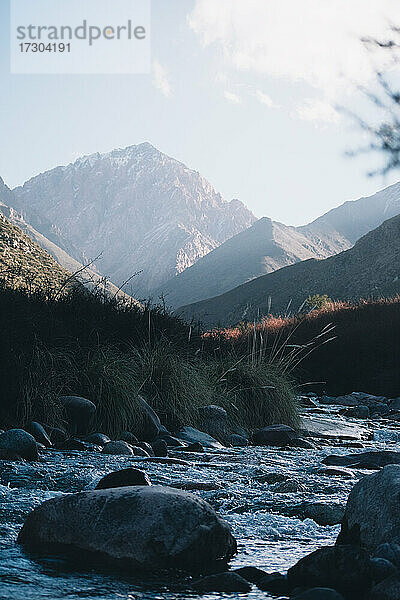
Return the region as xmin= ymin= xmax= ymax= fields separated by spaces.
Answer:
xmin=59 ymin=395 xmax=96 ymax=435
xmin=337 ymin=465 xmax=400 ymax=549
xmin=0 ymin=429 xmax=38 ymax=461
xmin=18 ymin=485 xmax=237 ymax=572
xmin=177 ymin=426 xmax=223 ymax=449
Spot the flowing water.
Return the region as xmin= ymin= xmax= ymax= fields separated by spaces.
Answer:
xmin=0 ymin=403 xmax=399 ymax=600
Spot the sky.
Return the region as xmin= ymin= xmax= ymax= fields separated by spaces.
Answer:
xmin=1 ymin=0 xmax=400 ymax=225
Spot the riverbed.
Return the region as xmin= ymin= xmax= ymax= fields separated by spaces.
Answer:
xmin=0 ymin=402 xmax=399 ymax=600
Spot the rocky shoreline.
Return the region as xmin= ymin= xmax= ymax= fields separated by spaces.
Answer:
xmin=1 ymin=390 xmax=400 ymax=598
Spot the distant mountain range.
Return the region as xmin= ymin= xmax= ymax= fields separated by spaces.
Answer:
xmin=178 ymin=213 xmax=400 ymax=328
xmin=9 ymin=143 xmax=255 ymax=297
xmin=2 ymin=144 xmax=400 ymax=314
xmin=157 ymin=181 xmax=400 ymax=307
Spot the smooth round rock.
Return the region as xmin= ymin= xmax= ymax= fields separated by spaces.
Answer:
xmin=18 ymin=485 xmax=237 ymax=572
xmin=0 ymin=429 xmax=38 ymax=461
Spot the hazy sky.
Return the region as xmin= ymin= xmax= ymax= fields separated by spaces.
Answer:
xmin=1 ymin=0 xmax=400 ymax=225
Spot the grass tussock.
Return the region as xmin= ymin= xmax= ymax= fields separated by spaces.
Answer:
xmin=0 ymin=279 xmax=300 ymax=436
xmin=207 ymin=298 xmax=400 ymax=397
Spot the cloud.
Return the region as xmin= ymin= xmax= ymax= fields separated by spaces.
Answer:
xmin=152 ymin=60 xmax=173 ymax=98
xmin=296 ymin=99 xmax=341 ymax=125
xmin=188 ymin=0 xmax=398 ymax=102
xmin=255 ymin=90 xmax=276 ymax=108
xmin=224 ymin=90 xmax=242 ymax=104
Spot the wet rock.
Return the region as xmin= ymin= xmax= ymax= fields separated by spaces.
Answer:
xmin=230 ymin=434 xmax=249 ymax=447
xmin=254 ymin=472 xmax=287 ymax=485
xmin=198 ymin=405 xmax=228 ymax=442
xmin=118 ymin=431 xmax=139 ymax=445
xmin=317 ymin=467 xmax=355 ymax=479
xmin=44 ymin=425 xmax=68 ymax=446
xmin=134 ymin=441 xmax=154 ymax=456
xmin=289 ymin=502 xmax=345 ymax=526
xmin=290 ymin=437 xmax=317 ymax=449
xmin=233 ymin=566 xmax=268 ymax=584
xmin=370 ymin=558 xmax=397 ymax=583
xmin=370 ymin=403 xmax=390 ymax=417
xmin=0 ymin=429 xmax=38 ymax=461
xmin=59 ymin=395 xmax=96 ymax=435
xmin=58 ymin=438 xmax=92 ymax=451
xmin=320 ymin=395 xmax=358 ymax=407
xmin=299 ymin=396 xmax=318 ymax=408
xmin=301 ymin=415 xmax=365 ymax=441
xmin=18 ymin=485 xmax=237 ymax=572
xmin=253 ymin=424 xmax=298 ymax=447
xmin=95 ymin=468 xmax=151 ymax=489
xmin=173 ymin=442 xmax=204 ymax=453
xmin=337 ymin=465 xmax=400 ymax=549
xmin=158 ymin=434 xmax=186 ymax=447
xmin=177 ymin=426 xmax=223 ymax=449
xmin=341 ymin=405 xmax=370 ymax=419
xmin=141 ymin=456 xmax=191 ymax=466
xmin=26 ymin=422 xmax=51 ymax=447
xmin=287 ymin=545 xmax=371 ymax=597
xmin=373 ymin=543 xmax=400 ymax=568
xmin=101 ymin=441 xmax=134 ymax=456
xmin=151 ymin=439 xmax=168 ymax=457
xmin=257 ymin=572 xmax=289 ymax=595
xmin=293 ymin=589 xmax=345 ymax=600
xmin=130 ymin=445 xmax=150 ymax=457
xmin=323 ymin=451 xmax=400 ymax=470
xmin=192 ymin=572 xmax=251 ymax=592
xmin=369 ymin=576 xmax=400 ymax=599
xmin=389 ymin=398 xmax=400 ymax=411
xmin=84 ymin=433 xmax=110 ymax=446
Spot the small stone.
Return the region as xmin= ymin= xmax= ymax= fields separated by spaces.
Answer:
xmin=95 ymin=468 xmax=151 ymax=489
xmin=192 ymin=572 xmax=251 ymax=592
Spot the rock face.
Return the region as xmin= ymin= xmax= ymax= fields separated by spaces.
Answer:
xmin=337 ymin=465 xmax=400 ymax=549
xmin=253 ymin=424 xmax=298 ymax=447
xmin=18 ymin=486 xmax=237 ymax=572
xmin=11 ymin=143 xmax=255 ymax=296
xmin=59 ymin=396 xmax=96 ymax=435
xmin=0 ymin=429 xmax=38 ymax=461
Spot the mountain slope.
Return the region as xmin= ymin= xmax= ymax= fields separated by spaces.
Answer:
xmin=178 ymin=214 xmax=400 ymax=328
xmin=10 ymin=143 xmax=256 ymax=296
xmin=157 ymin=181 xmax=400 ymax=308
xmin=153 ymin=217 xmax=343 ymax=307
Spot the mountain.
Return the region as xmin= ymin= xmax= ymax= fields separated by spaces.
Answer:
xmin=178 ymin=214 xmax=400 ymax=328
xmin=0 ymin=178 xmax=128 ymax=298
xmin=157 ymin=181 xmax=400 ymax=308
xmin=10 ymin=143 xmax=256 ymax=297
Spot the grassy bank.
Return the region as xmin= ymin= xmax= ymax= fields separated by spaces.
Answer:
xmin=206 ymin=298 xmax=400 ymax=398
xmin=0 ymin=281 xmax=299 ymax=437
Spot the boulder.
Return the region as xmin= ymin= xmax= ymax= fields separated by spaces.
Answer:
xmin=337 ymin=465 xmax=400 ymax=549
xmin=253 ymin=424 xmax=298 ymax=447
xmin=369 ymin=558 xmax=397 ymax=583
xmin=18 ymin=485 xmax=237 ymax=572
xmin=369 ymin=576 xmax=400 ymax=600
xmin=0 ymin=448 xmax=23 ymax=461
xmin=131 ymin=396 xmax=162 ymax=442
xmin=257 ymin=573 xmax=289 ymax=594
xmin=230 ymin=434 xmax=249 ymax=447
xmin=233 ymin=566 xmax=268 ymax=584
xmin=59 ymin=396 xmax=96 ymax=435
xmin=370 ymin=403 xmax=390 ymax=417
xmin=192 ymin=572 xmax=251 ymax=592
xmin=319 ymin=395 xmax=358 ymax=407
xmin=85 ymin=433 xmax=110 ymax=446
xmin=389 ymin=398 xmax=400 ymax=411
xmin=289 ymin=502 xmax=345 ymax=526
xmin=130 ymin=445 xmax=150 ymax=457
xmin=293 ymin=589 xmax=345 ymax=600
xmin=44 ymin=425 xmax=68 ymax=446
xmin=158 ymin=434 xmax=186 ymax=447
xmin=373 ymin=543 xmax=400 ymax=568
xmin=58 ymin=438 xmax=92 ymax=451
xmin=290 ymin=437 xmax=317 ymax=449
xmin=0 ymin=429 xmax=38 ymax=461
xmin=341 ymin=406 xmax=370 ymax=419
xmin=173 ymin=442 xmax=204 ymax=453
xmin=151 ymin=439 xmax=168 ymax=457
xmin=118 ymin=431 xmax=139 ymax=445
xmin=287 ymin=545 xmax=371 ymax=596
xmin=26 ymin=422 xmax=51 ymax=447
xmin=198 ymin=405 xmax=228 ymax=442
xmin=177 ymin=426 xmax=223 ymax=449
xmin=134 ymin=441 xmax=154 ymax=456
xmin=95 ymin=468 xmax=151 ymax=489
xmin=323 ymin=451 xmax=400 ymax=470
xmin=101 ymin=441 xmax=134 ymax=456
